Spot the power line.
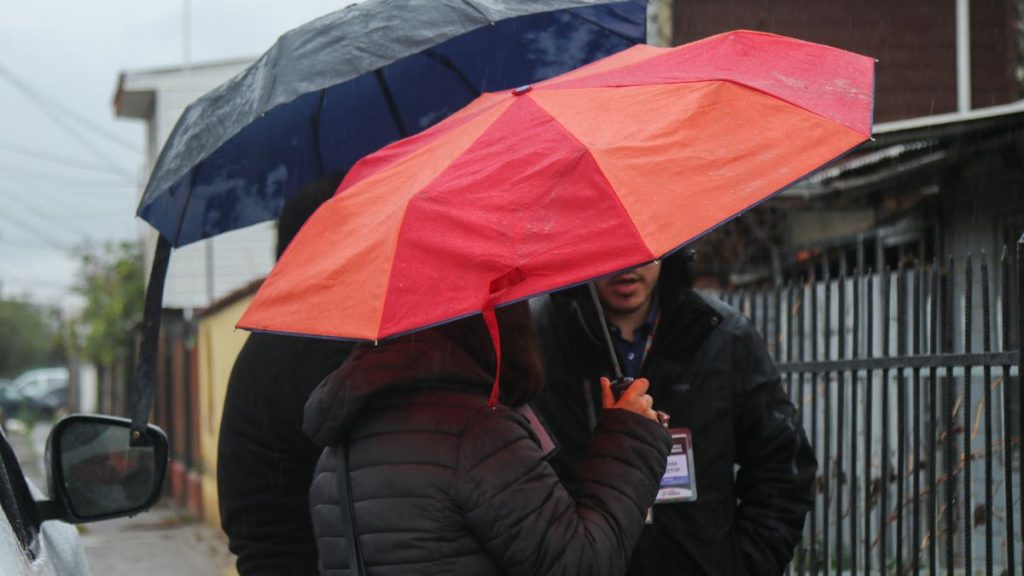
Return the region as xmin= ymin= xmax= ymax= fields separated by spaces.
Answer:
xmin=4 ymin=102 xmax=131 ymax=177
xmin=0 ymin=202 xmax=86 ymax=246
xmin=0 ymin=182 xmax=95 ymax=243
xmin=0 ymin=178 xmax=136 ymax=205
xmin=0 ymin=159 xmax=137 ymax=191
xmin=0 ymin=240 xmax=64 ymax=252
xmin=0 ymin=208 xmax=75 ymax=252
xmin=0 ymin=62 xmax=141 ymax=177
xmin=0 ymin=139 xmax=135 ymax=178
xmin=0 ymin=230 xmax=72 ymax=251
xmin=0 ymin=273 xmax=73 ymax=292
xmin=0 ymin=181 xmax=137 ymax=246
xmin=0 ymin=62 xmax=141 ymax=153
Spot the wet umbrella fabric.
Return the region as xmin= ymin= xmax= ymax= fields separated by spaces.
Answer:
xmin=128 ymin=0 xmax=644 ymax=438
xmin=238 ymin=30 xmax=875 ymax=344
xmin=137 ymin=0 xmax=645 ymax=247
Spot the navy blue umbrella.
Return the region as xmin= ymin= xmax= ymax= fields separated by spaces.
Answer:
xmin=130 ymin=0 xmax=646 ymax=437
xmin=139 ymin=0 xmax=646 ymax=247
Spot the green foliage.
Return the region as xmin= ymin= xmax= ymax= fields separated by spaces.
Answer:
xmin=72 ymin=240 xmax=145 ymax=366
xmin=0 ymin=298 xmax=61 ymax=378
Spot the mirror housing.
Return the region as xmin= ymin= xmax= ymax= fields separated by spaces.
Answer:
xmin=39 ymin=414 xmax=168 ymax=523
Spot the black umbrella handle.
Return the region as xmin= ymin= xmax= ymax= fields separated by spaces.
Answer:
xmin=587 ymin=282 xmax=624 ymax=382
xmin=130 ymin=235 xmax=171 ymax=445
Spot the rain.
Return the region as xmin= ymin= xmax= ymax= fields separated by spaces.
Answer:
xmin=1 ymin=1 xmax=1023 ymax=575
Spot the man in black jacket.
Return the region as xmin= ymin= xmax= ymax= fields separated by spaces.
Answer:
xmin=217 ymin=174 xmax=354 ymax=576
xmin=532 ymin=251 xmax=816 ymax=576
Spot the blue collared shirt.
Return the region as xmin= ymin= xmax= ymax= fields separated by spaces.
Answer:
xmin=607 ymin=289 xmax=660 ymax=378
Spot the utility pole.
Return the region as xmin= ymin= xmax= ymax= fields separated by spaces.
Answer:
xmin=183 ymin=0 xmax=192 ymax=69
xmin=181 ymin=0 xmax=215 ymax=303
xmin=955 ymin=0 xmax=971 ymax=113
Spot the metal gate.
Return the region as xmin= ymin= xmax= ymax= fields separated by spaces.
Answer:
xmin=720 ymin=240 xmax=1024 ymax=575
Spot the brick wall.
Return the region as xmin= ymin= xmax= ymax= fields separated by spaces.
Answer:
xmin=673 ymin=0 xmax=1020 ymax=122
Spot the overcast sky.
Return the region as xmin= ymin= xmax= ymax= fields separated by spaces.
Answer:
xmin=0 ymin=1 xmax=354 ymax=310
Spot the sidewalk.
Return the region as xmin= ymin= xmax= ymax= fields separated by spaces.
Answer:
xmin=8 ymin=418 xmax=237 ymax=576
xmin=77 ymin=504 xmax=236 ymax=576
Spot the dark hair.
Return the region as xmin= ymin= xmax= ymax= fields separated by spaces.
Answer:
xmin=435 ymin=301 xmax=544 ymax=405
xmin=658 ymin=249 xmax=696 ymax=292
xmin=276 ymin=172 xmax=345 ymax=259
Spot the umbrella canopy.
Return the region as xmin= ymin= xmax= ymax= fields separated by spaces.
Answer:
xmin=238 ymin=30 xmax=875 ymax=342
xmin=138 ymin=0 xmax=645 ymax=247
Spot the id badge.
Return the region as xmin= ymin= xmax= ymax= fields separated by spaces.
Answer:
xmin=655 ymin=428 xmax=697 ymax=504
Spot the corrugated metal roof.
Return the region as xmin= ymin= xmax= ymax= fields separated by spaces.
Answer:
xmin=780 ymin=99 xmax=1024 ymax=199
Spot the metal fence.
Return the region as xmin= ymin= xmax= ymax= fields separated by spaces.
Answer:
xmin=719 ymin=240 xmax=1023 ymax=575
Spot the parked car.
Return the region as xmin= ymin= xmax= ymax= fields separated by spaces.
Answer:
xmin=0 ymin=379 xmax=12 ymax=428
xmin=1 ymin=368 xmax=69 ymax=421
xmin=0 ymin=415 xmax=168 ymax=575
xmin=0 ymin=382 xmax=25 ymax=427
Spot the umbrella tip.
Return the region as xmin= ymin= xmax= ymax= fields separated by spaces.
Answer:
xmin=512 ymin=84 xmax=533 ymax=96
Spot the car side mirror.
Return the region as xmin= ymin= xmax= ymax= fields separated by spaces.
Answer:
xmin=39 ymin=415 xmax=168 ymax=523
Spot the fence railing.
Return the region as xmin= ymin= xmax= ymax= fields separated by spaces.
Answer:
xmin=719 ymin=240 xmax=1023 ymax=576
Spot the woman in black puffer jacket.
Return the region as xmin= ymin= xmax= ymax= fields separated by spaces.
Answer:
xmin=303 ymin=303 xmax=672 ymax=576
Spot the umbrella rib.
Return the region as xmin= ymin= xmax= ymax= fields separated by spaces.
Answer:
xmin=716 ymin=79 xmax=872 ymax=136
xmin=375 ymin=193 xmax=422 ymax=341
xmin=370 ymin=102 xmax=513 ymax=339
xmin=374 ymin=69 xmax=409 ymax=138
xmin=171 ymin=167 xmax=200 ymax=246
xmin=454 ymin=0 xmax=493 ymax=25
xmin=566 ymin=10 xmax=637 ymax=43
xmin=422 ymin=49 xmax=481 ymax=98
xmin=311 ymin=89 xmax=327 ymax=176
xmin=656 ymin=132 xmax=869 ymax=267
xmin=529 ymin=99 xmax=649 ymax=256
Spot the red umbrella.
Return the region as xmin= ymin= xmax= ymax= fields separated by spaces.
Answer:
xmin=239 ymin=30 xmax=873 ymax=395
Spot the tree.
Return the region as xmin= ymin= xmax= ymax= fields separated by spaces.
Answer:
xmin=0 ymin=298 xmax=61 ymax=378
xmin=72 ymin=241 xmax=145 ymax=366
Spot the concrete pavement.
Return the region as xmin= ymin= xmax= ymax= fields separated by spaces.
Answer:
xmin=76 ymin=506 xmax=236 ymax=576
xmin=8 ymin=418 xmax=236 ymax=576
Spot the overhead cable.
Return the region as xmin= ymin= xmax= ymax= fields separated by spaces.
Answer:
xmin=0 ymin=273 xmax=73 ymax=293
xmin=0 ymin=182 xmax=95 ymax=241
xmin=0 ymin=139 xmax=135 ymax=178
xmin=0 ymin=62 xmax=141 ymax=153
xmin=0 ymin=62 xmax=141 ymax=176
xmin=0 ymin=158 xmax=137 ymax=190
xmin=0 ymin=208 xmax=75 ymax=252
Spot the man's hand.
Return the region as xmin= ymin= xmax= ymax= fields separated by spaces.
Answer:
xmin=601 ymin=377 xmax=658 ymax=421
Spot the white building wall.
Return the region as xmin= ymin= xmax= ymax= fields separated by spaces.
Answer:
xmin=77 ymin=363 xmax=98 ymax=414
xmin=118 ymin=59 xmax=277 ymax=310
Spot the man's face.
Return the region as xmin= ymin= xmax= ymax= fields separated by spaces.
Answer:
xmin=594 ymin=261 xmax=662 ymax=317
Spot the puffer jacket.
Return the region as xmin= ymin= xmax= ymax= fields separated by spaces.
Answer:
xmin=303 ymin=329 xmax=672 ymax=576
xmin=532 ymin=253 xmax=817 ymax=576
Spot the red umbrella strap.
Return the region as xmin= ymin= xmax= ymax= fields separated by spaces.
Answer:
xmin=482 ymin=305 xmax=501 ymax=408
xmin=484 ymin=267 xmax=526 ymax=408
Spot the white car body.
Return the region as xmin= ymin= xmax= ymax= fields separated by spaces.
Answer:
xmin=0 ymin=427 xmax=90 ymax=576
